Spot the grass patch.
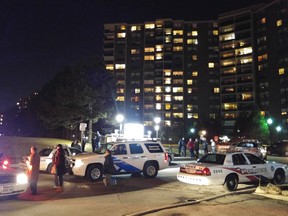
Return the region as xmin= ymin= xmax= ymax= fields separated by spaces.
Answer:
xmin=0 ymin=136 xmax=72 ymax=163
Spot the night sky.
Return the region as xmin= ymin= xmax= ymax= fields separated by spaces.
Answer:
xmin=0 ymin=0 xmax=272 ymax=112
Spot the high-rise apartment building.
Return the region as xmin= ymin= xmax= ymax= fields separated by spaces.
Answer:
xmin=103 ymin=0 xmax=288 ymax=139
xmin=104 ymin=19 xmax=220 ymax=136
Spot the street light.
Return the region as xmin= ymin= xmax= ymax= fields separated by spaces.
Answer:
xmin=190 ymin=128 xmax=195 ymax=134
xmin=154 ymin=117 xmax=161 ymax=139
xmin=154 ymin=125 xmax=160 ymax=139
xmin=116 ymin=114 xmax=124 ymax=136
xmin=267 ymin=118 xmax=273 ymax=125
xmin=276 ymin=126 xmax=282 ymax=141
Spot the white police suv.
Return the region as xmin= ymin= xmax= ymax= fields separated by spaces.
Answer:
xmin=72 ymin=139 xmax=169 ymax=181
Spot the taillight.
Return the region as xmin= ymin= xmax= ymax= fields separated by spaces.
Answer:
xmin=202 ymin=167 xmax=211 ymax=176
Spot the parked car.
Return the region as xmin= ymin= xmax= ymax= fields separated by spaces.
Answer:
xmin=0 ymin=152 xmax=28 ymax=197
xmin=72 ymin=139 xmax=169 ymax=181
xmin=37 ymin=145 xmax=83 ymax=173
xmin=267 ymin=141 xmax=288 ymax=156
xmin=165 ymin=147 xmax=175 ymax=165
xmin=227 ymin=140 xmax=267 ymax=159
xmin=177 ymin=152 xmax=288 ymax=191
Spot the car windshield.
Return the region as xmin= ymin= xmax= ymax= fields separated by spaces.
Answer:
xmin=198 ymin=154 xmax=225 ymax=165
xmin=94 ymin=143 xmax=114 ymax=154
xmin=39 ymin=148 xmax=53 ymax=156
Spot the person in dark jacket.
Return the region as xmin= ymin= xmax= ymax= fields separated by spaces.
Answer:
xmin=103 ymin=149 xmax=116 ymax=189
xmin=26 ymin=146 xmax=40 ymax=195
xmin=53 ymin=144 xmax=66 ymax=191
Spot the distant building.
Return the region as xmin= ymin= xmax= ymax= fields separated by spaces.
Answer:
xmin=104 ymin=0 xmax=287 ymax=139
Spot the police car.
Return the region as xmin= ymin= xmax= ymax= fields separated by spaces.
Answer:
xmin=177 ymin=152 xmax=288 ymax=191
xmin=0 ymin=152 xmax=28 ymax=197
xmin=72 ymin=139 xmax=169 ymax=181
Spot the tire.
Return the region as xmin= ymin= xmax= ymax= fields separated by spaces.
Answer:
xmin=273 ymin=169 xmax=285 ymax=185
xmin=224 ymin=174 xmax=238 ymax=191
xmin=143 ymin=162 xmax=158 ymax=178
xmin=86 ymin=164 xmax=103 ymax=182
xmin=168 ymin=155 xmax=172 ymax=165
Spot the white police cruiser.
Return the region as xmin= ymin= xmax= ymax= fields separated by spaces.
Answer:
xmin=177 ymin=152 xmax=288 ymax=191
xmin=72 ymin=139 xmax=169 ymax=181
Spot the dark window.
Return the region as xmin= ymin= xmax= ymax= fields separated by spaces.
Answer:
xmin=232 ymin=154 xmax=247 ymax=165
xmin=144 ymin=143 xmax=164 ymax=153
xmin=129 ymin=143 xmax=144 ymax=154
xmin=39 ymin=148 xmax=53 ymax=157
xmin=113 ymin=144 xmax=127 ymax=155
xmin=69 ymin=148 xmax=82 ymax=155
xmin=198 ymin=154 xmax=225 ymax=165
xmin=245 ymin=153 xmax=264 ymax=164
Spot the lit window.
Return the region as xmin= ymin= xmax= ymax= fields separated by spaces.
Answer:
xmin=116 ymin=96 xmax=125 ymax=101
xmin=155 ymin=45 xmax=163 ymax=52
xmin=120 ymin=25 xmax=126 ymax=30
xmin=155 ymin=86 xmax=162 ymax=93
xmin=165 ymin=28 xmax=172 ymax=35
xmin=144 ymin=55 xmax=154 ymax=60
xmin=165 ymin=113 xmax=171 ymax=118
xmin=219 ymin=33 xmax=235 ymax=41
xmin=117 ymin=33 xmax=126 ymax=38
xmin=261 ymin=17 xmax=266 ymax=24
xmin=144 ymin=80 xmax=154 ymax=85
xmin=213 ymin=30 xmax=218 ymax=35
xmin=277 ymin=19 xmax=282 ymax=27
xmin=192 ymin=71 xmax=198 ymax=76
xmin=214 ymin=88 xmax=220 ymax=93
xmin=135 ymin=88 xmax=141 ymax=93
xmin=165 ymin=87 xmax=171 ymax=93
xmin=174 ymin=38 xmax=183 ymax=43
xmin=131 ymin=25 xmax=141 ymax=31
xmin=165 ymin=36 xmax=172 ymax=43
xmin=173 ymin=71 xmax=183 ymax=76
xmin=115 ymin=64 xmax=126 ymax=69
xmin=164 ymin=78 xmax=172 ymax=84
xmin=173 ymin=113 xmax=183 ymax=118
xmin=192 ymin=55 xmax=197 ymax=60
xmin=173 ymin=46 xmax=183 ymax=51
xmin=164 ymin=95 xmax=171 ymax=101
xmin=192 ymin=31 xmax=198 ymax=36
xmin=156 ymin=53 xmax=163 ymax=60
xmin=145 ymin=47 xmax=155 ymax=52
xmin=165 ymin=103 xmax=171 ymax=110
xmin=164 ymin=69 xmax=172 ymax=76
xmin=173 ymin=96 xmax=183 ymax=101
xmin=117 ymin=88 xmax=124 ymax=93
xmin=187 ymin=88 xmax=192 ymax=93
xmin=187 ymin=39 xmax=198 ymax=45
xmin=173 ymin=30 xmax=183 ymax=35
xmin=208 ymin=62 xmax=215 ymax=68
xmin=155 ymin=103 xmax=161 ymax=110
xmin=155 ymin=95 xmax=161 ymax=101
xmin=187 ymin=113 xmax=198 ymax=119
xmin=241 ymin=93 xmax=253 ymax=101
xmin=145 ymin=23 xmax=155 ymax=29
xmin=172 ymin=87 xmax=183 ymax=93
xmin=224 ymin=103 xmax=237 ymax=110
xmin=106 ymin=64 xmax=114 ymax=70
xmin=144 ymin=88 xmax=154 ymax=93
xmin=187 ymin=80 xmax=193 ymax=85
xmin=279 ymin=68 xmax=285 ymax=75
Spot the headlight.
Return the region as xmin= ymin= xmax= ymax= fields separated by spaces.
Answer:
xmin=17 ymin=173 xmax=28 ymax=184
xmin=74 ymin=159 xmax=83 ymax=167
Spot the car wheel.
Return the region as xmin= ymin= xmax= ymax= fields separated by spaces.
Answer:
xmin=273 ymin=169 xmax=285 ymax=185
xmin=168 ymin=155 xmax=172 ymax=165
xmin=143 ymin=162 xmax=158 ymax=178
xmin=224 ymin=174 xmax=238 ymax=191
xmin=86 ymin=164 xmax=103 ymax=182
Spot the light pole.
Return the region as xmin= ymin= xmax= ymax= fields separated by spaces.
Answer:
xmin=276 ymin=126 xmax=282 ymax=141
xmin=267 ymin=118 xmax=273 ymax=144
xmin=116 ymin=114 xmax=124 ymax=136
xmin=154 ymin=117 xmax=161 ymax=139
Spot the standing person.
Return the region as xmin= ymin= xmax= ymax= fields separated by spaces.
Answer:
xmin=103 ymin=149 xmax=116 ymax=190
xmin=186 ymin=138 xmax=195 ymax=158
xmin=26 ymin=146 xmax=40 ymax=195
xmin=202 ymin=137 xmax=208 ymax=155
xmin=178 ymin=137 xmax=184 ymax=156
xmin=210 ymin=139 xmax=216 ymax=153
xmin=53 ymin=144 xmax=66 ymax=191
xmin=194 ymin=138 xmax=200 ymax=159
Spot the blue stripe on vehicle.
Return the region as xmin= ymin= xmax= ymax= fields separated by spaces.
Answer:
xmin=112 ymin=157 xmax=142 ymax=173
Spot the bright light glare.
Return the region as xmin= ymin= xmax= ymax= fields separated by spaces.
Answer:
xmin=17 ymin=173 xmax=28 ymax=184
xmin=124 ymin=123 xmax=144 ymax=139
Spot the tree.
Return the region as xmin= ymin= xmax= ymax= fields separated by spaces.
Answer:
xmin=33 ymin=57 xmax=116 ymax=141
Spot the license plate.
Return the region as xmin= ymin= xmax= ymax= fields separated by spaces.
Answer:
xmin=1 ymin=186 xmax=14 ymax=194
xmin=187 ymin=168 xmax=196 ymax=173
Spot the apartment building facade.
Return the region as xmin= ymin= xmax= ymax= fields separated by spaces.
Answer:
xmin=104 ymin=0 xmax=288 ymax=139
xmin=104 ymin=19 xmax=220 ymax=137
